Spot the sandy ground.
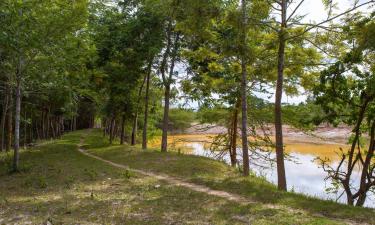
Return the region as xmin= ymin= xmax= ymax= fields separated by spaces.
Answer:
xmin=184 ymin=123 xmax=352 ymax=145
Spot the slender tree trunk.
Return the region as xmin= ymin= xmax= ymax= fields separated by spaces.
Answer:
xmin=46 ymin=111 xmax=50 ymax=139
xmin=23 ymin=110 xmax=27 ymax=149
xmin=13 ymin=2 xmax=23 ymax=171
xmin=70 ymin=116 xmax=73 ymax=131
xmin=120 ymin=114 xmax=126 ymax=145
xmin=13 ymin=78 xmax=21 ymax=171
xmin=159 ymin=19 xmax=174 ymax=153
xmin=161 ymin=33 xmax=180 ymax=152
xmin=103 ymin=119 xmax=107 ymax=137
xmin=0 ymin=84 xmax=9 ymax=151
xmin=131 ymin=74 xmax=147 ymax=146
xmin=50 ymin=118 xmax=56 ymax=139
xmin=109 ymin=117 xmax=115 ymax=144
xmin=6 ymin=86 xmax=13 ymax=152
xmin=73 ymin=115 xmax=77 ymax=131
xmin=41 ymin=111 xmax=45 ymax=139
xmin=274 ymin=0 xmax=287 ymax=191
xmin=161 ymin=86 xmax=170 ymax=152
xmin=131 ymin=115 xmax=138 ymax=145
xmin=142 ymin=59 xmax=153 ymax=150
xmin=240 ymin=0 xmax=249 ymax=176
xmin=36 ymin=119 xmax=40 ymax=140
xmin=230 ymin=99 xmax=240 ymax=167
xmin=30 ymin=116 xmax=33 ymax=143
xmin=355 ymin=120 xmax=375 ymax=206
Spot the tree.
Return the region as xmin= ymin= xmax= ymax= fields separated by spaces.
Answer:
xmin=265 ymin=0 xmax=374 ymax=191
xmin=0 ymin=0 xmax=88 ymax=171
xmin=315 ymin=13 xmax=375 ymax=206
xmin=181 ymin=0 xmax=273 ymax=173
xmin=91 ymin=1 xmax=164 ymax=146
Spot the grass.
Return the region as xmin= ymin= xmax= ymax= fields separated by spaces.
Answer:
xmin=0 ymin=129 xmax=373 ymax=224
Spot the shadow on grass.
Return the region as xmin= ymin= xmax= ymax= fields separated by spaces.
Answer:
xmin=83 ymin=129 xmax=375 ymax=223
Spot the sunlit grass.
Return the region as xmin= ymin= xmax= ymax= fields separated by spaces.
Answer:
xmin=0 ymin=129 xmax=372 ymax=224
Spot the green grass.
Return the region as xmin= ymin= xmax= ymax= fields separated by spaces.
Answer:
xmin=0 ymin=129 xmax=372 ymax=224
xmin=84 ymin=129 xmax=375 ymax=224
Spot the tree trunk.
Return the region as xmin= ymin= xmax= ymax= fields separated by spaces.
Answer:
xmin=131 ymin=74 xmax=147 ymax=146
xmin=70 ymin=116 xmax=74 ymax=132
xmin=23 ymin=110 xmax=27 ymax=149
xmin=0 ymin=84 xmax=9 ymax=151
xmin=6 ymin=87 xmax=13 ymax=152
xmin=13 ymin=79 xmax=21 ymax=171
xmin=142 ymin=59 xmax=153 ymax=150
xmin=30 ymin=116 xmax=33 ymax=143
xmin=160 ymin=20 xmax=172 ymax=152
xmin=120 ymin=114 xmax=126 ymax=145
xmin=240 ymin=0 xmax=249 ymax=176
xmin=103 ymin=119 xmax=107 ymax=137
xmin=161 ymin=33 xmax=180 ymax=153
xmin=36 ymin=119 xmax=40 ymax=140
xmin=46 ymin=111 xmax=50 ymax=139
xmin=161 ymin=86 xmax=170 ymax=152
xmin=274 ymin=0 xmax=287 ymax=191
xmin=131 ymin=114 xmax=138 ymax=145
xmin=109 ymin=117 xmax=115 ymax=144
xmin=41 ymin=111 xmax=45 ymax=139
xmin=230 ymin=99 xmax=240 ymax=167
xmin=73 ymin=115 xmax=77 ymax=131
xmin=355 ymin=120 xmax=375 ymax=207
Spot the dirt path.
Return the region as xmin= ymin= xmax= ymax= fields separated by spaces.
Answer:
xmin=77 ymin=134 xmax=367 ymax=225
xmin=78 ymin=142 xmax=253 ymax=204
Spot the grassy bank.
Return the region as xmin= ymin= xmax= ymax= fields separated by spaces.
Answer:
xmin=0 ymin=129 xmax=373 ymax=224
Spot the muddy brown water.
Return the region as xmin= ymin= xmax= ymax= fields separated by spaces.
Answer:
xmin=150 ymin=134 xmax=374 ymax=208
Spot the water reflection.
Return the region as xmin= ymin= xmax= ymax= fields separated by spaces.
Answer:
xmin=156 ymin=135 xmax=374 ymax=208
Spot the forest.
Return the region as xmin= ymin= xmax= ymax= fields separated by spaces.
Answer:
xmin=1 ymin=0 xmax=375 ymax=224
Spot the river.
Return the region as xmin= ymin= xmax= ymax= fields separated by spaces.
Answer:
xmin=150 ymin=134 xmax=375 ymax=208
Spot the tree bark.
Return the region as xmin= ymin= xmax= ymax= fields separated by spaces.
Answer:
xmin=24 ymin=111 xmax=27 ymax=149
xmin=120 ymin=114 xmax=126 ymax=145
xmin=230 ymin=99 xmax=240 ymax=167
xmin=161 ymin=33 xmax=180 ymax=152
xmin=274 ymin=0 xmax=287 ymax=191
xmin=131 ymin=115 xmax=138 ymax=145
xmin=355 ymin=120 xmax=375 ymax=206
xmin=13 ymin=78 xmax=21 ymax=171
xmin=240 ymin=0 xmax=249 ymax=176
xmin=131 ymin=75 xmax=147 ymax=146
xmin=6 ymin=87 xmax=13 ymax=152
xmin=159 ymin=20 xmax=173 ymax=153
xmin=103 ymin=119 xmax=107 ymax=137
xmin=109 ymin=117 xmax=115 ymax=144
xmin=46 ymin=111 xmax=50 ymax=139
xmin=0 ymin=84 xmax=9 ymax=151
xmin=161 ymin=86 xmax=171 ymax=152
xmin=142 ymin=58 xmax=153 ymax=150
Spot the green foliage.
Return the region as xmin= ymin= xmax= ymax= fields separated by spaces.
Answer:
xmin=197 ymin=107 xmax=230 ymax=125
xmin=314 ymin=14 xmax=375 ymax=128
xmin=168 ymin=108 xmax=196 ymax=131
xmin=282 ymin=102 xmax=325 ymax=130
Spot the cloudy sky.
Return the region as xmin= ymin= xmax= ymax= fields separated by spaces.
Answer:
xmin=266 ymin=0 xmax=374 ymax=104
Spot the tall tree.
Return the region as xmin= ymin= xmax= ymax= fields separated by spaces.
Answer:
xmin=315 ymin=13 xmax=375 ymax=206
xmin=240 ymin=0 xmax=250 ymax=176
xmin=266 ymin=0 xmax=374 ymax=191
xmin=0 ymin=0 xmax=88 ymax=171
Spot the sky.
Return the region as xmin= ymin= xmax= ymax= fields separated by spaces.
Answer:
xmin=175 ymin=0 xmax=374 ymax=108
xmin=272 ymin=0 xmax=374 ymax=104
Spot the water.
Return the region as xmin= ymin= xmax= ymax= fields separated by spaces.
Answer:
xmin=155 ymin=135 xmax=375 ymax=208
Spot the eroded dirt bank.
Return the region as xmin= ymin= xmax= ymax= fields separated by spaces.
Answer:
xmin=183 ymin=123 xmax=352 ymax=145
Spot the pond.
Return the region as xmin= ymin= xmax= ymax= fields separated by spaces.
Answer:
xmin=150 ymin=134 xmax=375 ymax=208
